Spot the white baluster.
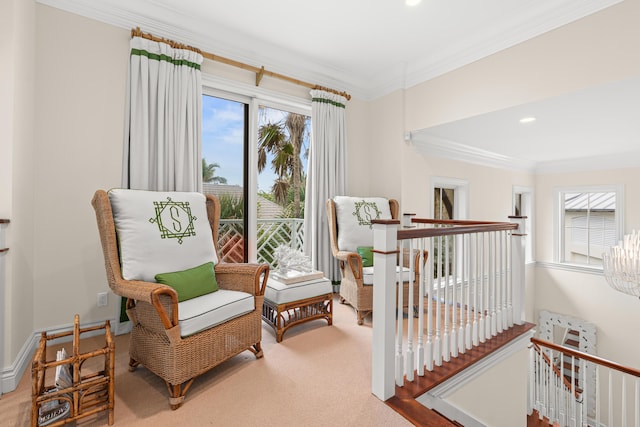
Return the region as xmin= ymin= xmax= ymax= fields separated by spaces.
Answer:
xmin=434 ymin=235 xmax=442 ymax=367
xmin=425 ymin=237 xmax=434 ymax=371
xmin=478 ymin=232 xmax=486 ymax=344
xmin=471 ymin=233 xmax=479 ymax=347
xmin=622 ymin=376 xmax=627 ymax=427
xmin=635 ymin=378 xmax=639 ymax=427
xmin=395 ymin=240 xmax=404 ymax=386
xmin=405 ymin=238 xmax=414 ymax=382
xmin=417 ymin=238 xmax=425 ymax=377
xmin=458 ymin=233 xmax=466 ymax=354
xmin=451 ymin=233 xmax=458 ymax=359
xmin=443 ymin=234 xmax=450 ymax=362
xmin=609 ymin=370 xmax=613 ymax=427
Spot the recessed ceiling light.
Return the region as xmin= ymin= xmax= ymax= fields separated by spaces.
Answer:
xmin=406 ymin=0 xmax=422 ymax=6
xmin=519 ymin=117 xmax=536 ymax=124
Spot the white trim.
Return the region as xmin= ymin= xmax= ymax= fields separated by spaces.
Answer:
xmin=535 ymin=261 xmax=605 ymax=276
xmin=412 ymin=135 xmax=536 ymax=172
xmin=513 ymin=186 xmax=535 ymax=263
xmin=201 ymin=74 xmax=311 ymax=115
xmin=429 ymin=176 xmax=469 ymax=220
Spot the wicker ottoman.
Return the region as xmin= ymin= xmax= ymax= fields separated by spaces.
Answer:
xmin=262 ymin=277 xmax=333 ymax=342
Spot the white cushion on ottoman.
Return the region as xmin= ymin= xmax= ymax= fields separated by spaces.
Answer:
xmin=265 ymin=277 xmax=332 ymax=305
xmin=362 ymin=266 xmax=415 ymax=286
xmin=178 ymin=289 xmax=254 ymax=337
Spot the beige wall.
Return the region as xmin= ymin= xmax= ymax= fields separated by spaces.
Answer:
xmin=446 ymin=347 xmax=529 ymax=427
xmin=534 ymin=167 xmax=640 ymax=367
xmin=2 ymin=0 xmax=36 ymax=374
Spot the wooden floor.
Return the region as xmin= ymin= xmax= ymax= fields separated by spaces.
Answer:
xmin=385 ymin=319 xmax=536 ymax=426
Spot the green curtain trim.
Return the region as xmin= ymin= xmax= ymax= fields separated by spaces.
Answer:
xmin=311 ymin=97 xmax=345 ymax=109
xmin=131 ymin=48 xmax=201 ymax=70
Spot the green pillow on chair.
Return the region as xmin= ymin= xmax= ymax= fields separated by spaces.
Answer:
xmin=155 ymin=261 xmax=218 ymax=302
xmin=357 ymin=246 xmax=374 ymax=267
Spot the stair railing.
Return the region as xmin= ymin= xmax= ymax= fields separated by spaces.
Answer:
xmin=530 ymin=337 xmax=640 ymax=427
xmin=371 ymin=215 xmax=526 ymax=400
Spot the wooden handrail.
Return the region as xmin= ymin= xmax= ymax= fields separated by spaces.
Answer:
xmin=531 ymin=337 xmax=640 ymax=378
xmin=384 ymin=217 xmax=518 ymax=241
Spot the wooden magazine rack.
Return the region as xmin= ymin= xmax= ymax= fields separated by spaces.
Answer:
xmin=31 ymin=314 xmax=114 ymax=426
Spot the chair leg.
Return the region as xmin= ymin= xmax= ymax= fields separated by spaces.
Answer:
xmin=251 ymin=342 xmax=264 ymax=358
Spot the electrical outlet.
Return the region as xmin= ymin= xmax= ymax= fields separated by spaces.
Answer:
xmin=97 ymin=292 xmax=108 ymax=307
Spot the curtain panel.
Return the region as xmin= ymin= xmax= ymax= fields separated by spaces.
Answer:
xmin=122 ymin=36 xmax=204 ymax=191
xmin=304 ymin=89 xmax=347 ymax=283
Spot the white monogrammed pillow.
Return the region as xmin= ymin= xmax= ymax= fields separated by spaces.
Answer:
xmin=108 ymin=189 xmax=218 ymax=282
xmin=334 ymin=196 xmax=392 ymax=253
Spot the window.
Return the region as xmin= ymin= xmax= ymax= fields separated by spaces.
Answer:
xmin=201 ymin=81 xmax=311 ymax=264
xmin=554 ymin=185 xmax=623 ymax=268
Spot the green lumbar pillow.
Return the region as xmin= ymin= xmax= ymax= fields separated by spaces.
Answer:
xmin=357 ymin=246 xmax=374 ymax=267
xmin=155 ymin=261 xmax=218 ymax=302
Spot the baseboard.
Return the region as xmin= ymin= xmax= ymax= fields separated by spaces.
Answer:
xmin=1 ymin=317 xmax=116 ymax=395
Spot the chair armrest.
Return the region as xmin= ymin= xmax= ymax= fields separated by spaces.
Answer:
xmin=215 ymin=263 xmax=269 ymax=296
xmin=336 ymin=251 xmax=363 ymax=280
xmin=111 ymin=277 xmax=179 ymax=330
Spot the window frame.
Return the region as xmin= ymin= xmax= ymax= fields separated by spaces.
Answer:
xmin=429 ymin=177 xmax=469 ymax=281
xmin=553 ymin=184 xmax=624 ymax=271
xmin=202 ymin=73 xmax=311 ymax=262
xmin=512 ymin=185 xmax=534 ymax=264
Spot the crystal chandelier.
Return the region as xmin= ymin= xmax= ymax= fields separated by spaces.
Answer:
xmin=603 ymin=230 xmax=640 ymax=297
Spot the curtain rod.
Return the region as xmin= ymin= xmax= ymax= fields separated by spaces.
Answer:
xmin=131 ymin=27 xmax=351 ymax=101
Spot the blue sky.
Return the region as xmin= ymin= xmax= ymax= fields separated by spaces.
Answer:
xmin=202 ymin=95 xmax=309 ymax=193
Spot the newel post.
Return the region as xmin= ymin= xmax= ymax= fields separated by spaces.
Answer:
xmin=371 ymin=218 xmax=399 ymax=401
xmin=509 ymin=216 xmax=526 ymax=325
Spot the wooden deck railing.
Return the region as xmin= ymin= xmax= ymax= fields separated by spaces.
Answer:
xmin=530 ymin=337 xmax=640 ymax=427
xmin=371 ymin=215 xmax=526 ymax=400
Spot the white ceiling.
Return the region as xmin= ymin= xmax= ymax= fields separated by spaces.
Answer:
xmin=39 ymin=0 xmax=638 ymax=170
xmin=411 ymin=76 xmax=640 ymax=172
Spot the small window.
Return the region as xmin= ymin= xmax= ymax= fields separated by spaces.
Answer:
xmin=555 ymin=186 xmax=623 ymax=268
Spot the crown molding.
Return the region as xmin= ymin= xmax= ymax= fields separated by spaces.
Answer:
xmin=411 ymin=133 xmax=640 ymax=175
xmin=36 ymin=0 xmax=623 ymax=101
xmin=410 ymin=134 xmax=536 ymax=172
xmin=534 ymin=151 xmax=640 ymax=174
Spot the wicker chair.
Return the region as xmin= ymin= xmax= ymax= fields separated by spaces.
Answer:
xmin=92 ymin=189 xmax=268 ymax=409
xmin=326 ymin=197 xmax=425 ymax=325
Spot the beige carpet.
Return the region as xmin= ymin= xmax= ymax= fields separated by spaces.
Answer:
xmin=1 ymin=295 xmax=411 ymax=427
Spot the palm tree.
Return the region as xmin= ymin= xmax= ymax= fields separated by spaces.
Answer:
xmin=202 ymin=158 xmax=227 ymax=184
xmin=257 ymin=112 xmax=308 ymax=217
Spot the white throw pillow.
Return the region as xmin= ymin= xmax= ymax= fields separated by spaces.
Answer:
xmin=108 ymin=189 xmax=218 ymax=282
xmin=334 ymin=196 xmax=392 ymax=253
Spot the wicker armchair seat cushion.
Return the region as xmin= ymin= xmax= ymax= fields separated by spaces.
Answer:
xmin=178 ymin=289 xmax=254 ymax=337
xmin=361 ymin=266 xmax=415 ymax=286
xmin=333 ymin=196 xmax=392 ymax=252
xmin=265 ymin=277 xmax=332 ymax=304
xmin=108 ymin=189 xmax=218 ymax=282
